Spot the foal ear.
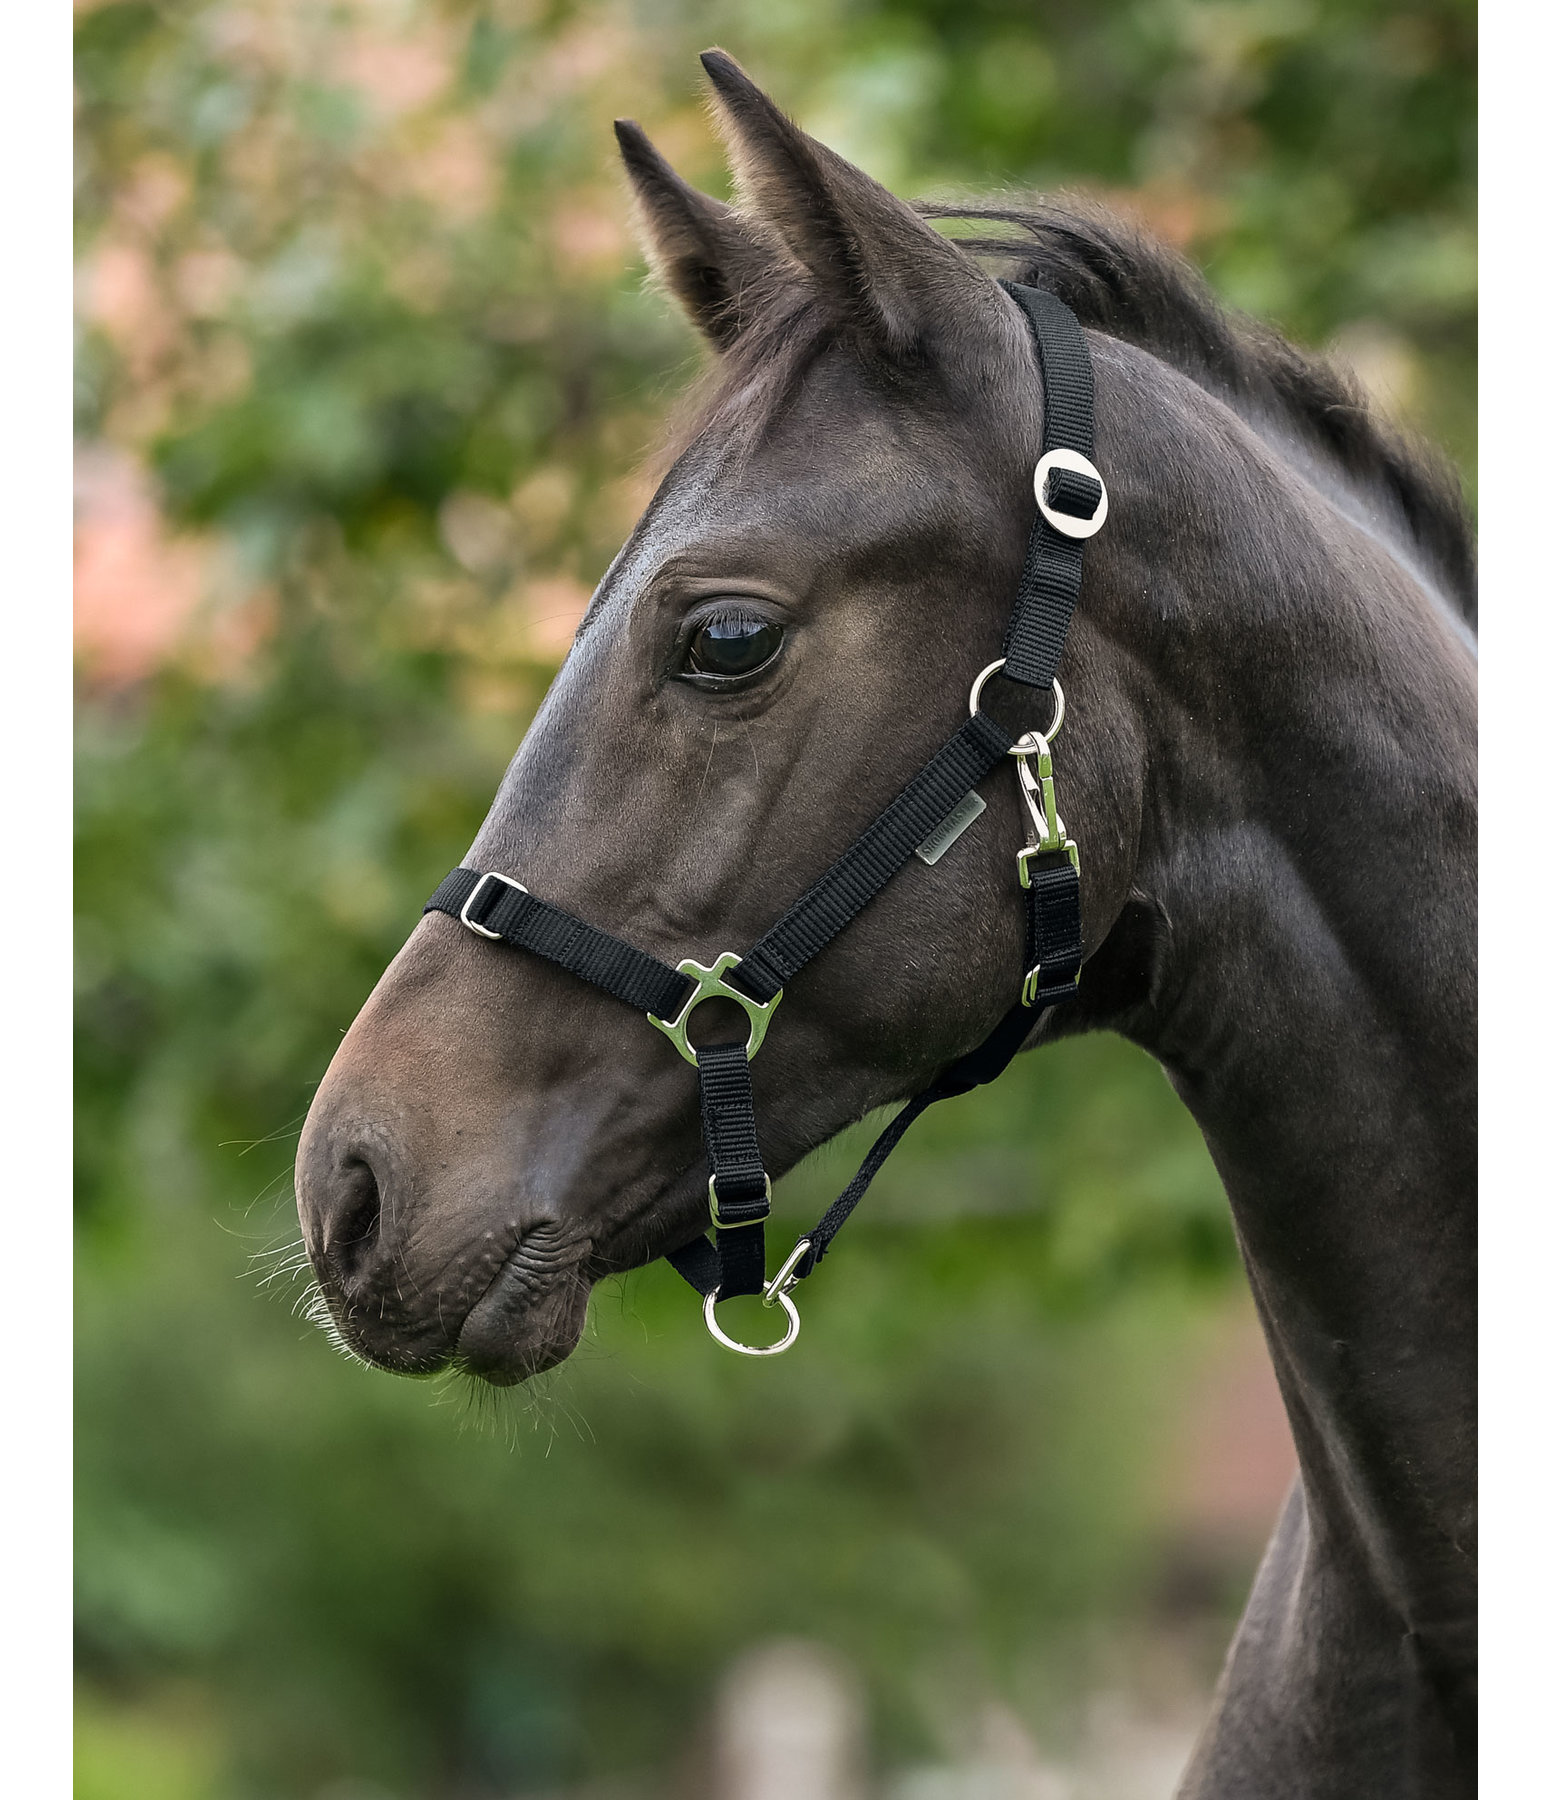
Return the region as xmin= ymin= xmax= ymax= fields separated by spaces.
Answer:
xmin=614 ymin=119 xmax=793 ymax=350
xmin=699 ymin=49 xmax=1002 ymax=357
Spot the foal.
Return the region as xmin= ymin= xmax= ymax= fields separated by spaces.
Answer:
xmin=296 ymin=53 xmax=1476 ymax=1797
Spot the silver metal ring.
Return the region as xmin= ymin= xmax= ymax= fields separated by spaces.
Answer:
xmin=459 ymin=870 xmax=528 ymax=939
xmin=703 ymin=1287 xmax=801 ymax=1356
xmin=967 ymin=657 xmax=1006 ymax=718
xmin=968 ymin=661 xmax=1065 ymax=744
xmin=1034 ymin=448 xmax=1108 ymax=539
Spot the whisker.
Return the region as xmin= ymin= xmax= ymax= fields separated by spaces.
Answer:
xmin=218 ymin=1112 xmax=310 ymax=1157
xmin=698 ymin=721 xmax=719 ymax=800
xmin=235 ymin=1165 xmax=301 ymax=1220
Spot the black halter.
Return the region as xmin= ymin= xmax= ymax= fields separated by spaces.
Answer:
xmin=424 ymin=284 xmax=1106 ymax=1355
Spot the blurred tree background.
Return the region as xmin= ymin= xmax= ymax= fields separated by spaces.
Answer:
xmin=74 ymin=2 xmax=1474 ymax=1796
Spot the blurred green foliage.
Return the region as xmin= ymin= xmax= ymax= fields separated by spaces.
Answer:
xmin=75 ymin=1 xmax=1473 ymax=1794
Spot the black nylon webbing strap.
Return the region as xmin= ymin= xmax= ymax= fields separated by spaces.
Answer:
xmin=698 ymin=1043 xmax=769 ymax=1214
xmin=424 ymin=867 xmax=693 ymax=1019
xmin=664 ymin=1233 xmax=721 ymax=1298
xmin=696 ymin=1041 xmax=770 ymax=1299
xmin=999 ymin=281 xmax=1099 ymax=690
xmin=731 ymin=711 xmax=1016 ymax=1004
xmin=662 ymin=1045 xmax=772 ymax=1302
xmin=1006 ymin=283 xmax=1094 ymax=457
xmin=786 ymin=1088 xmax=942 ymax=1282
xmin=1022 ymin=854 xmax=1083 ymax=1006
xmin=1048 ymin=468 xmax=1102 ymax=519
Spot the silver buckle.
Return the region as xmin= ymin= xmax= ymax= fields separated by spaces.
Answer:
xmin=1017 ymin=841 xmax=1081 ymax=886
xmin=459 ymin=870 xmax=528 ymax=939
xmin=1034 ymin=448 xmax=1108 ymax=539
xmin=707 ymin=1172 xmax=772 ymax=1231
xmin=647 ymin=951 xmax=783 ymax=1068
xmin=1021 ymin=962 xmax=1082 ymax=1008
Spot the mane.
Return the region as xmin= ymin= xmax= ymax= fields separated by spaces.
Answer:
xmin=670 ymin=196 xmax=1476 ymax=629
xmin=923 ymin=197 xmax=1476 ymax=626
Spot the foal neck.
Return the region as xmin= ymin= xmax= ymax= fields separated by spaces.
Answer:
xmin=1082 ymin=350 xmax=1476 ymax=1649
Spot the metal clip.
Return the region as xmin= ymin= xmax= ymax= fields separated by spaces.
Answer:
xmin=763 ymin=1236 xmax=814 ymax=1308
xmin=1011 ymin=733 xmax=1080 ymax=877
xmin=700 ymin=1233 xmax=812 ymax=1357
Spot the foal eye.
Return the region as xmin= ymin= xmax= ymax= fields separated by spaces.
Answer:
xmin=685 ymin=610 xmax=784 ymax=680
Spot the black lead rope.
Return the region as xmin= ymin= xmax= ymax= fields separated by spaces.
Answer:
xmin=423 ymin=281 xmax=1103 ymax=1353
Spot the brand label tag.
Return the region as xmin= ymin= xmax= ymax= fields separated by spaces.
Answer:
xmin=914 ymin=790 xmax=987 ymax=866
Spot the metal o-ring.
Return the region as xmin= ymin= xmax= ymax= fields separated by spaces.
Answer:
xmin=967 ymin=659 xmax=1065 ymax=744
xmin=702 ymin=1288 xmax=801 ymax=1356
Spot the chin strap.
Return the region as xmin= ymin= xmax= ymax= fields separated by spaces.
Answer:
xmin=422 ymin=281 xmax=1103 ymax=1355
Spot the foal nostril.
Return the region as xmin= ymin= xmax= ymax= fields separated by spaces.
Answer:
xmin=320 ymin=1155 xmax=384 ymax=1285
xmin=296 ymin=1124 xmax=454 ymax=1374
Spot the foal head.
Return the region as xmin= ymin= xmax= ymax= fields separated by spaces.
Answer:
xmin=294 ymin=54 xmax=1148 ymax=1383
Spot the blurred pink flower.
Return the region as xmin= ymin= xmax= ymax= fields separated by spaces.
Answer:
xmin=551 ymin=201 xmax=627 ymax=276
xmin=114 ymin=154 xmax=191 ymax=237
xmin=1168 ymin=1303 xmax=1297 ymax=1541
xmin=74 ymin=446 xmax=209 ymax=685
xmin=409 ymin=120 xmax=498 ymax=221
xmin=544 ymin=20 xmax=621 ymax=90
xmin=338 ymin=30 xmax=452 ymax=117
xmin=82 ymin=241 xmax=176 ymax=375
xmin=174 ymin=247 xmax=245 ymax=318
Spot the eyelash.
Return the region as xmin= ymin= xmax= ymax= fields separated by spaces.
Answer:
xmin=679 ymin=605 xmax=786 ymax=683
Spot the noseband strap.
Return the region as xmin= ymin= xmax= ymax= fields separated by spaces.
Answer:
xmin=426 ymin=865 xmax=693 ymax=1017
xmin=422 ymin=282 xmax=1102 ymax=1352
